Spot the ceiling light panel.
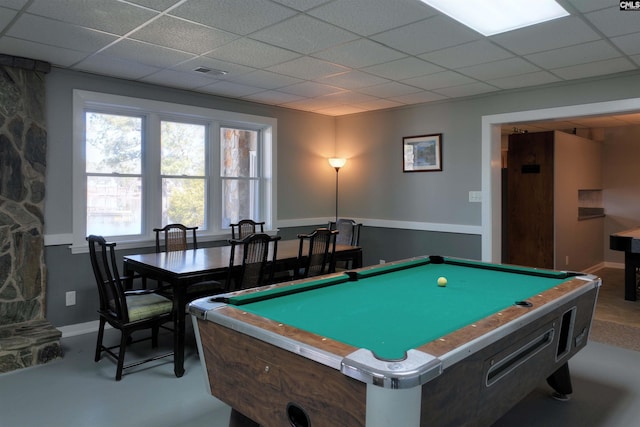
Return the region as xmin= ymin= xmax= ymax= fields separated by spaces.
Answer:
xmin=420 ymin=0 xmax=569 ymax=36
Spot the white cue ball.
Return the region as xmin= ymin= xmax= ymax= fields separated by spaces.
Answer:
xmin=437 ymin=277 xmax=447 ymax=287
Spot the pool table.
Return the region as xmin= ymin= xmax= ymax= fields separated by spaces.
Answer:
xmin=189 ymin=256 xmax=600 ymax=427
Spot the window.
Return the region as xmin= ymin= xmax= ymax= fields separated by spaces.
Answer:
xmin=73 ymin=90 xmax=276 ymax=251
xmin=85 ymin=112 xmax=143 ymax=236
xmin=160 ymin=121 xmax=207 ymax=228
xmin=221 ymin=127 xmax=260 ymax=228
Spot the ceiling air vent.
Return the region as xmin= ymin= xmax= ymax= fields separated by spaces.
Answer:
xmin=193 ymin=67 xmax=228 ymax=76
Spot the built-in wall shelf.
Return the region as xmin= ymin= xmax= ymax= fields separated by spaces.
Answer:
xmin=578 ymin=189 xmax=605 ymax=220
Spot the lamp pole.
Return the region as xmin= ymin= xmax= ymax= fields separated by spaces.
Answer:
xmin=328 ymin=158 xmax=346 ymax=223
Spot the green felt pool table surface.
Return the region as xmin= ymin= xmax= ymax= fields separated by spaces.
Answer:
xmin=223 ymin=257 xmax=574 ymax=360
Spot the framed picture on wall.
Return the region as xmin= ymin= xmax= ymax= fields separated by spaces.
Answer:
xmin=403 ymin=133 xmax=442 ymax=172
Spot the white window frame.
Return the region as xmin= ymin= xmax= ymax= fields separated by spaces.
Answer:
xmin=71 ymin=90 xmax=277 ymax=252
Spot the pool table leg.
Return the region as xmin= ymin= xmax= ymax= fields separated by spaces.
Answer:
xmin=546 ymin=362 xmax=572 ymax=400
xmin=366 ymin=384 xmax=421 ymax=427
xmin=229 ymin=409 xmax=260 ymax=427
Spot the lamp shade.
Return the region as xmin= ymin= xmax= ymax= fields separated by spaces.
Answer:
xmin=328 ymin=158 xmax=346 ymax=169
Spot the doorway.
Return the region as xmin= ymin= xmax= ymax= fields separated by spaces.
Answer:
xmin=481 ymin=97 xmax=640 ymax=263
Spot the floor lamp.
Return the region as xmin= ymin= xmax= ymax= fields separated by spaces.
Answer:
xmin=328 ymin=158 xmax=346 ymax=223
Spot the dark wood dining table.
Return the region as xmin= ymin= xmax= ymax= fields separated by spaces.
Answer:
xmin=122 ymin=239 xmax=362 ymax=378
xmin=610 ymin=226 xmax=640 ymax=301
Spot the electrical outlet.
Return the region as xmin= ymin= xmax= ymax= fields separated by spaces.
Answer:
xmin=66 ymin=291 xmax=76 ymax=306
xmin=379 ymin=259 xmax=386 ymax=264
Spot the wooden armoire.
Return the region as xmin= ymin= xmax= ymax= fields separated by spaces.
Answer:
xmin=506 ymin=131 xmax=555 ymax=269
xmin=504 ymin=130 xmax=604 ymax=271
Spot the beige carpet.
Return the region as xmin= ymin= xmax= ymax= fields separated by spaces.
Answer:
xmin=588 ymin=267 xmax=640 ymax=352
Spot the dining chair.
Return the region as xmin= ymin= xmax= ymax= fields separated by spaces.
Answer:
xmin=329 ymin=218 xmax=362 ymax=246
xmin=329 ymin=218 xmax=362 ymax=270
xmin=154 ymin=223 xmax=198 ymax=252
xmin=227 ymin=233 xmax=281 ymax=291
xmin=153 ymin=223 xmax=227 ymax=301
xmin=295 ymin=228 xmax=338 ymax=279
xmin=87 ymin=235 xmax=174 ymax=381
xmin=230 ymin=219 xmax=265 ymax=239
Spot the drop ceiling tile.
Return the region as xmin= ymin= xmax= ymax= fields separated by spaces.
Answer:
xmin=317 ymin=70 xmax=390 ymax=90
xmin=389 ymin=91 xmax=448 ymax=104
xmin=199 ymin=80 xmax=264 ymax=97
xmin=266 ymin=56 xmax=350 ymax=80
xmin=402 ymin=71 xmax=477 ymax=90
xmin=315 ymin=105 xmax=367 ymax=116
xmin=490 ymin=16 xmax=601 ymax=55
xmin=571 ymin=116 xmax=632 ymax=127
xmin=276 ymin=100 xmax=316 ymax=112
xmin=362 ymin=57 xmax=444 ymax=80
xmin=586 ymin=6 xmax=640 ymax=37
xmin=0 ymin=7 xmax=17 ymax=30
xmin=487 ymin=71 xmax=561 ymax=90
xmin=458 ymin=57 xmax=540 ymax=81
xmin=1 ymin=0 xmax=29 ymax=9
xmin=7 ymin=13 xmax=118 ymax=53
xmin=552 ymin=57 xmax=636 ymax=80
xmin=269 ymin=0 xmax=332 ymax=12
xmin=357 ymin=82 xmax=423 ymax=98
xmin=26 ymin=0 xmax=157 ymax=35
xmin=419 ymin=40 xmax=513 ymax=69
xmin=249 ymin=15 xmax=358 ymax=55
xmin=204 ymin=38 xmax=301 ymax=68
xmin=140 ymin=68 xmax=222 ymax=90
xmin=75 ymin=54 xmax=161 ymax=79
xmin=226 ymin=70 xmax=303 ymax=89
xmin=525 ymin=40 xmax=622 ymax=69
xmin=354 ymin=98 xmax=404 ymax=111
xmin=101 ymin=39 xmax=196 ymax=68
xmin=129 ymin=16 xmax=238 ymax=55
xmin=433 ymin=82 xmax=498 ymax=98
xmin=566 ymin=0 xmax=610 ymax=13
xmin=317 ymin=90 xmax=379 ymax=104
xmin=372 ymin=16 xmax=480 ymax=55
xmin=631 ymin=54 xmax=640 ymax=66
xmin=241 ymin=90 xmax=304 ymax=105
xmin=611 ymin=32 xmax=640 ymax=56
xmin=169 ymin=0 xmax=296 ymax=36
xmin=312 ymin=38 xmax=406 ymax=68
xmin=278 ymin=81 xmax=344 ymax=97
xmin=282 ymin=96 xmax=345 ymax=111
xmin=125 ymin=0 xmax=182 ymax=11
xmin=308 ymin=0 xmax=435 ymax=36
xmin=0 ymin=36 xmax=87 ymax=67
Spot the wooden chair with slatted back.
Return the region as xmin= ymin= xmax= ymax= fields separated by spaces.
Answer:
xmin=87 ymin=235 xmax=174 ymax=381
xmin=154 ymin=224 xmax=198 ymax=252
xmin=227 ymin=233 xmax=281 ymax=291
xmin=329 ymin=218 xmax=362 ymax=270
xmin=295 ymin=228 xmax=338 ymax=279
xmin=230 ymin=219 xmax=265 ymax=239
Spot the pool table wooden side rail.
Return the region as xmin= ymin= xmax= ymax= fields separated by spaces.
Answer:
xmin=196 ymin=317 xmax=368 ymax=426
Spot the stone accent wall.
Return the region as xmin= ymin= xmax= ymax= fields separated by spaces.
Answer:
xmin=0 ymin=55 xmax=62 ymax=373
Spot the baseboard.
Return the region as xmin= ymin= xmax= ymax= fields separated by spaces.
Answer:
xmin=603 ymin=261 xmax=625 ymax=270
xmin=57 ymin=320 xmax=110 ymax=338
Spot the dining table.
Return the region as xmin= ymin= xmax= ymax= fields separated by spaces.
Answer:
xmin=122 ymin=238 xmax=363 ymax=378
